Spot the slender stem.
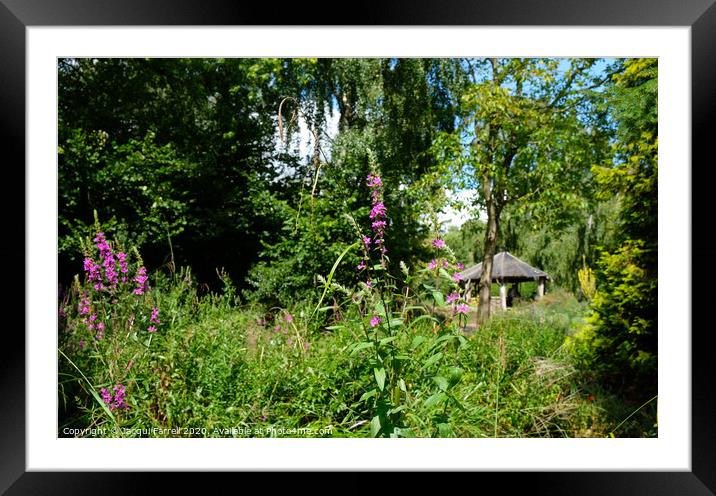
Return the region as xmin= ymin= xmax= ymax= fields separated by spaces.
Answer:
xmin=609 ymin=395 xmax=658 ymax=437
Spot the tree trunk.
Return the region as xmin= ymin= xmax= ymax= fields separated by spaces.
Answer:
xmin=478 ymin=196 xmax=500 ymax=324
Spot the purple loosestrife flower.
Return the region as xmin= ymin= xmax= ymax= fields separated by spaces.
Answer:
xmin=274 ymin=325 xmax=282 ymax=333
xmin=78 ymin=293 xmax=91 ymax=315
xmin=117 ymin=252 xmax=129 ymax=273
xmin=357 ymin=260 xmax=366 ymax=271
xmin=366 ymin=174 xmax=382 ymax=188
xmin=441 ymin=259 xmax=449 ymax=269
xmin=456 ymin=262 xmax=465 ymax=270
xmin=150 ymin=307 xmax=161 ymax=325
xmin=456 ymin=303 xmax=470 ymax=315
xmin=133 ymin=266 xmax=149 ymax=295
xmin=371 ymin=220 xmax=387 ymax=230
xmin=369 ymin=202 xmax=387 ymax=220
xmin=103 ymin=254 xmax=118 ymax=287
xmin=100 ymin=387 xmax=112 ymax=405
xmin=85 ymin=259 xmax=102 ymax=285
xmin=366 ymin=280 xmax=373 ymax=288
xmin=79 ymin=339 xmax=85 ymax=350
xmin=147 ymin=325 xmax=157 ymax=333
xmin=112 ymin=384 xmax=128 ymax=411
xmin=369 ymin=316 xmax=382 ymax=328
xmin=362 ymin=236 xmax=372 ymax=249
xmin=285 ymin=313 xmax=293 ymax=323
xmin=452 ymin=273 xmax=462 ymax=283
xmin=446 ymin=292 xmax=460 ymax=304
xmin=427 ymin=259 xmax=438 ymax=270
xmin=366 ymin=173 xmax=388 ymax=261
xmin=432 ymin=238 xmax=446 ymax=249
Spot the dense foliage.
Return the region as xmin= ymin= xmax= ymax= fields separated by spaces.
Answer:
xmin=567 ymin=59 xmax=658 ymax=399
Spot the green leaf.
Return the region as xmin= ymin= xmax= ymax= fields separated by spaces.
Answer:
xmin=432 ymin=291 xmax=445 ymax=307
xmin=359 ymin=389 xmax=378 ymax=402
xmin=404 ymin=306 xmax=426 ymax=312
xmin=379 ymin=336 xmax=398 ymax=346
xmin=424 ymin=392 xmax=446 ymax=409
xmin=350 ymin=341 xmax=374 ymax=355
xmin=433 ymin=376 xmax=449 ymax=392
xmin=324 ymin=325 xmax=345 ymax=331
xmin=433 ymin=334 xmax=454 ymax=346
xmin=411 ymin=335 xmax=427 ymax=349
xmin=396 ymin=427 xmax=415 ymax=438
xmin=447 ymin=367 xmax=464 ymax=387
xmin=387 ymin=318 xmax=404 ymax=327
xmin=374 ymin=367 xmax=386 ymax=391
xmin=370 ymin=415 xmax=382 ymax=437
xmin=399 ymin=379 xmax=407 ymax=392
xmin=437 ymin=422 xmax=453 ymax=438
xmin=408 ymin=315 xmax=440 ymax=329
xmin=422 ymin=352 xmax=443 ymax=369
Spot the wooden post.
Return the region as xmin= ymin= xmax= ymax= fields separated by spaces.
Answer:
xmin=465 ymin=280 xmax=472 ymax=302
xmin=537 ymin=277 xmax=545 ymax=299
xmin=499 ymin=282 xmax=507 ymax=310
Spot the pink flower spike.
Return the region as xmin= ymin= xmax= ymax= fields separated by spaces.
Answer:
xmin=366 ymin=174 xmax=383 ymax=188
xmin=369 ymin=316 xmax=382 ymax=328
xmin=456 ymin=303 xmax=470 ymax=315
xmin=446 ymin=292 xmax=460 ymax=304
xmin=369 ymin=202 xmax=387 ymax=220
xmin=452 ymin=273 xmax=462 ymax=283
xmin=150 ymin=307 xmax=161 ymax=324
xmin=427 ymin=259 xmax=438 ymax=270
xmin=147 ymin=325 xmax=157 ymax=333
xmin=432 ymin=238 xmax=446 ymax=249
xmin=285 ymin=313 xmax=293 ymax=323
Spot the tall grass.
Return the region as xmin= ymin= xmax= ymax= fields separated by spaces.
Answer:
xmin=59 ymin=264 xmax=652 ymax=438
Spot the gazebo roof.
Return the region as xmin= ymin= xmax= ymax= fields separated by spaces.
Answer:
xmin=459 ymin=252 xmax=550 ymax=283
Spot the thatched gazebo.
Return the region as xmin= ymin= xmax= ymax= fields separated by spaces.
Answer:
xmin=459 ymin=251 xmax=550 ymax=310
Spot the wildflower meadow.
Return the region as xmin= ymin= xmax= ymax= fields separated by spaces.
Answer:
xmin=58 ymin=57 xmax=658 ymax=439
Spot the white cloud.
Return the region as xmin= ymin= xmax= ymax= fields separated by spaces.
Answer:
xmin=437 ymin=189 xmax=482 ymax=230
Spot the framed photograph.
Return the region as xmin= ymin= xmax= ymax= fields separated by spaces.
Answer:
xmin=5 ymin=0 xmax=713 ymax=491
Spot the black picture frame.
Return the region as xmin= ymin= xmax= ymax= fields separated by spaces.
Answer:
xmin=3 ymin=0 xmax=714 ymax=492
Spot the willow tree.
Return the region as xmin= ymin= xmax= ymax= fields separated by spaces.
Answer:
xmin=435 ymin=58 xmax=611 ymax=323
